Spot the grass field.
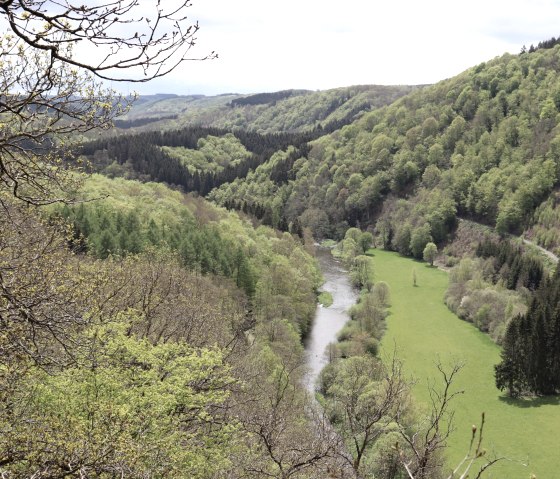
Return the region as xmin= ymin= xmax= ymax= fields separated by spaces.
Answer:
xmin=373 ymin=249 xmax=559 ymax=479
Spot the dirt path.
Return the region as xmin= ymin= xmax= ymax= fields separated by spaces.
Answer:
xmin=457 ymin=218 xmax=559 ymax=265
xmin=521 ymin=237 xmax=559 ymax=263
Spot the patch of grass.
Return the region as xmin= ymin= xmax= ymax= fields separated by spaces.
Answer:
xmin=318 ymin=291 xmax=333 ymax=307
xmin=320 ymin=239 xmax=338 ymax=248
xmin=374 ymin=249 xmax=559 ymax=479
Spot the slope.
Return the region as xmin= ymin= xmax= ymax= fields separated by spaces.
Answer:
xmin=116 ymin=85 xmax=418 ymax=133
xmin=209 ymin=45 xmax=560 ymax=251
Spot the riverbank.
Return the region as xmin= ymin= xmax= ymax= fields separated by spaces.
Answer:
xmin=373 ymin=248 xmax=559 ymax=478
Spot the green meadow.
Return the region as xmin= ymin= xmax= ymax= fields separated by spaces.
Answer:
xmin=373 ymin=249 xmax=559 ymax=479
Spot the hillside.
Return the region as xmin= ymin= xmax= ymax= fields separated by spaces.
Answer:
xmin=3 ymin=171 xmax=355 ymax=477
xmin=209 ymin=46 xmax=560 ymax=256
xmin=10 ymin=2 xmax=560 ymax=477
xmin=115 ymin=85 xmax=418 ymax=133
xmin=80 ymin=85 xmax=420 ymax=199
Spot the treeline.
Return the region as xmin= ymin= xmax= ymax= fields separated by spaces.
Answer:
xmin=374 ymin=190 xmax=457 ymax=259
xmin=445 ymin=237 xmax=546 ymax=343
xmin=81 ymin=126 xmax=314 ymax=195
xmin=56 ymin=202 xmax=257 ymax=296
xmin=522 ymin=35 xmax=560 ymax=53
xmin=82 ymin=107 xmax=378 ymax=199
xmin=123 ymin=85 xmax=415 ymax=134
xmin=114 ymin=114 xmax=178 ymax=129
xmin=495 ymin=264 xmax=560 ymax=396
xmin=229 ymin=89 xmax=309 ymax=107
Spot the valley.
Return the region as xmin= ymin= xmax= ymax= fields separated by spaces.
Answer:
xmin=2 ymin=6 xmax=560 ymax=475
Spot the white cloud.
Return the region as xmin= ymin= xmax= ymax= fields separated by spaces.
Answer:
xmin=128 ymin=0 xmax=560 ymax=95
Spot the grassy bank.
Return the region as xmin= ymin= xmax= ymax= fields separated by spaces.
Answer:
xmin=373 ymin=249 xmax=559 ymax=479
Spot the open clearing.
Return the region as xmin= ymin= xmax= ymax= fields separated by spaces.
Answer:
xmin=374 ymin=249 xmax=559 ymax=478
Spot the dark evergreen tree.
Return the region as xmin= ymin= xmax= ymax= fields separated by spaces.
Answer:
xmin=495 ymin=314 xmax=526 ymax=397
xmin=278 ymin=216 xmax=289 ymax=232
xmin=96 ymin=230 xmax=116 ymax=259
xmin=146 ymin=219 xmax=160 ymax=245
xmin=495 ymin=264 xmax=560 ymax=396
xmin=290 ymin=217 xmax=304 ymax=239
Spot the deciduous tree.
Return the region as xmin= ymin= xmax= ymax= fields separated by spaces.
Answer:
xmin=423 ymin=242 xmax=438 ymax=266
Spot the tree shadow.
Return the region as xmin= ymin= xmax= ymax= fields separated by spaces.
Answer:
xmin=498 ymin=394 xmax=560 ymax=408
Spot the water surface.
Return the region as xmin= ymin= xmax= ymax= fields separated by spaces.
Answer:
xmin=304 ymin=248 xmax=357 ymax=391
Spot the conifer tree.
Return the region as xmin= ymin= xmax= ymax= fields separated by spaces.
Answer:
xmin=495 ymin=315 xmax=525 ymax=397
xmin=496 ymin=264 xmax=560 ymax=396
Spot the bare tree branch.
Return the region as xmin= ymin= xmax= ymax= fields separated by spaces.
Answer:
xmin=0 ymin=0 xmax=214 ymax=204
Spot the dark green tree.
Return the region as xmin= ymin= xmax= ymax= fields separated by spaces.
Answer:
xmin=495 ymin=315 xmax=525 ymax=397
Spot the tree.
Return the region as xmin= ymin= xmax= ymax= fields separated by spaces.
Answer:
xmin=372 ymin=281 xmax=391 ymax=308
xmin=377 ymin=217 xmax=394 ymax=250
xmin=359 ymin=231 xmax=374 ymax=253
xmin=399 ymin=362 xmax=464 ymax=479
xmin=0 ymin=0 xmax=215 ymax=205
xmin=236 ymin=342 xmax=350 ymax=479
xmin=1 ymin=314 xmax=238 ymax=478
xmin=394 ymin=223 xmax=412 ymax=256
xmin=495 ymin=264 xmax=560 ymax=396
xmin=351 ymin=255 xmax=374 ymax=291
xmin=290 ymin=217 xmax=304 ymax=239
xmin=410 ymin=224 xmax=432 ymax=259
xmin=325 ymin=355 xmax=410 ymax=475
xmin=399 ymin=364 xmax=505 ymax=479
xmin=423 ymin=242 xmax=438 ymax=266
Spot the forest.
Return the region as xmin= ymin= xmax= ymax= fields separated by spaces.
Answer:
xmin=1 ymin=1 xmax=560 ymax=477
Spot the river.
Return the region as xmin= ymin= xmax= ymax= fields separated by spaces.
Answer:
xmin=303 ymin=248 xmax=357 ymax=392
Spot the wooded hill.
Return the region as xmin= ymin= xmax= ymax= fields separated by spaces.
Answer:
xmin=114 ymin=85 xmax=418 ymax=133
xmin=81 ymin=86 xmax=418 ymax=197
xmin=10 ymin=2 xmax=560 ymax=477
xmin=3 ymin=170 xmax=346 ymax=477
xmin=81 ymin=45 xmax=560 ymax=356
xmin=208 ymin=46 xmax=560 ymax=256
xmin=81 ymin=46 xmax=560 ymax=352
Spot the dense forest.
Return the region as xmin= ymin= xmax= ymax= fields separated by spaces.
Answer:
xmin=495 ymin=263 xmax=560 ymax=396
xmin=207 ymin=45 xmax=560 ymax=253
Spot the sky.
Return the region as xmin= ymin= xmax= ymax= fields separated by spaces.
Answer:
xmin=129 ymin=0 xmax=560 ymax=96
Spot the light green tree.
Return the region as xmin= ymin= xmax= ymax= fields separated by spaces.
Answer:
xmin=2 ymin=312 xmax=238 ymax=477
xmin=359 ymin=231 xmax=374 ymax=253
xmin=423 ymin=242 xmax=438 ymax=266
xmin=351 ymin=255 xmax=374 ymax=291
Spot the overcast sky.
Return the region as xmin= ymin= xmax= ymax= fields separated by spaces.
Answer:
xmin=131 ymin=0 xmax=560 ymax=96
